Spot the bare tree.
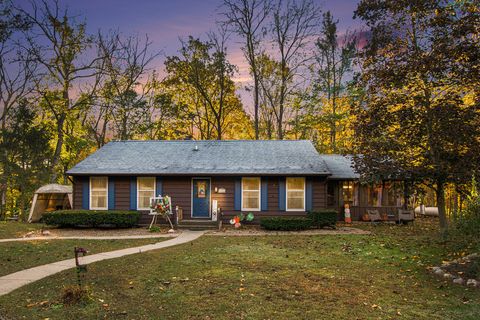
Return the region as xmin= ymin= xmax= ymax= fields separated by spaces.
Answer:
xmin=221 ymin=0 xmax=271 ymax=140
xmin=95 ymin=32 xmax=158 ymax=141
xmin=270 ymin=0 xmax=320 ymax=139
xmin=256 ymin=53 xmax=281 ymax=138
xmin=0 ymin=50 xmax=35 ymax=130
xmin=15 ymin=0 xmax=106 ymax=182
xmin=313 ymin=11 xmax=356 ymax=153
xmin=0 ymin=0 xmax=34 ymax=219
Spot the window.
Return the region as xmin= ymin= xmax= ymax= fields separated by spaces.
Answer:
xmin=90 ymin=177 xmax=108 ymax=210
xmin=242 ymin=177 xmax=260 ymax=211
xmin=286 ymin=177 xmax=305 ymax=211
xmin=137 ymin=177 xmax=156 ymax=210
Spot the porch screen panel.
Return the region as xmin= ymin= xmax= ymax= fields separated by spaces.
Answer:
xmin=382 ymin=182 xmax=402 ymax=206
xmin=367 ymin=184 xmax=381 ymax=206
xmin=341 ymin=181 xmax=358 ymax=206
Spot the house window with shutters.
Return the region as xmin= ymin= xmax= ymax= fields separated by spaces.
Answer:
xmin=286 ymin=177 xmax=305 ymax=211
xmin=90 ymin=177 xmax=108 ymax=210
xmin=242 ymin=177 xmax=261 ymax=211
xmin=137 ymin=177 xmax=156 ymax=210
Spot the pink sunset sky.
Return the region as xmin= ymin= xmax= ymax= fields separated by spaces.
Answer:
xmin=14 ymin=0 xmax=364 ymax=110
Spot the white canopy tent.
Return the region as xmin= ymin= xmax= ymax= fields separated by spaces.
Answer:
xmin=28 ymin=184 xmax=73 ymax=223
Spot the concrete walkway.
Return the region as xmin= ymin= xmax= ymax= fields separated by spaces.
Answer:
xmin=0 ymin=233 xmax=177 ymax=243
xmin=0 ymin=230 xmax=205 ymax=296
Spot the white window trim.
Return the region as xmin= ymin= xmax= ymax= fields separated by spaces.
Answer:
xmin=286 ymin=177 xmax=306 ymax=211
xmin=89 ymin=176 xmax=108 ymax=210
xmin=241 ymin=177 xmax=261 ymax=211
xmin=137 ymin=177 xmax=156 ymax=210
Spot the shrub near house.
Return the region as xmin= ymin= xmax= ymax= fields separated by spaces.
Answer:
xmin=260 ymin=210 xmax=337 ymax=231
xmin=260 ymin=217 xmax=312 ymax=231
xmin=308 ymin=210 xmax=337 ymax=229
xmin=43 ymin=210 xmax=140 ymax=228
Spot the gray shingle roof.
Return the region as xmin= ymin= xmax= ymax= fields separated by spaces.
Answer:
xmin=67 ymin=140 xmax=330 ymax=176
xmin=319 ymin=154 xmax=359 ymax=179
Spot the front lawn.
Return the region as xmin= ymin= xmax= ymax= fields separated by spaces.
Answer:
xmin=0 ymin=238 xmax=167 ymax=277
xmin=1 ymin=220 xmax=480 ymax=319
xmin=0 ymin=221 xmax=47 ymax=239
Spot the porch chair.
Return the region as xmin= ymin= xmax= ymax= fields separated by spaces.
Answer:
xmin=397 ymin=209 xmax=415 ymax=224
xmin=366 ymin=209 xmax=382 ymax=222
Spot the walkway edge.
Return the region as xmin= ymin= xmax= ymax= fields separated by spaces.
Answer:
xmin=0 ymin=230 xmax=205 ymax=296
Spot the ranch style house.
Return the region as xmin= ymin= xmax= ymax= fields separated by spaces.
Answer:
xmin=67 ymin=140 xmax=405 ymax=225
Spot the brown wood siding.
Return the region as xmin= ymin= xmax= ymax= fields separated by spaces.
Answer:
xmin=211 ymin=177 xmax=235 ymax=212
xmin=72 ymin=176 xmax=83 ymax=209
xmin=71 ymin=175 xmax=333 ymax=224
xmin=267 ymin=177 xmax=279 ymax=212
xmin=163 ymin=177 xmax=192 ymax=219
xmin=114 ymin=176 xmax=131 ymax=210
xmin=312 ymin=177 xmax=326 ymax=210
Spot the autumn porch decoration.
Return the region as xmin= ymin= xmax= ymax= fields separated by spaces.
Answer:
xmin=149 ymin=196 xmax=175 ymax=231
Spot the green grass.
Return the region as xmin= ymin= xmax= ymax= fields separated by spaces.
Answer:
xmin=0 ymin=238 xmax=167 ymax=277
xmin=1 ymin=220 xmax=480 ymax=319
xmin=0 ymin=221 xmax=47 ymax=239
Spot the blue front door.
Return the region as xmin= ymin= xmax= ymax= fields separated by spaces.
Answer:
xmin=192 ymin=179 xmax=210 ymax=218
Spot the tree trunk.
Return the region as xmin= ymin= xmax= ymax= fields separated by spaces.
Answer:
xmin=216 ymin=118 xmax=222 ymax=140
xmin=0 ymin=188 xmax=5 ymax=220
xmin=436 ymin=182 xmax=449 ymax=234
xmin=50 ymin=112 xmax=66 ymax=183
xmin=253 ymin=74 xmax=259 ymax=140
xmin=277 ymin=95 xmax=284 ymax=140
